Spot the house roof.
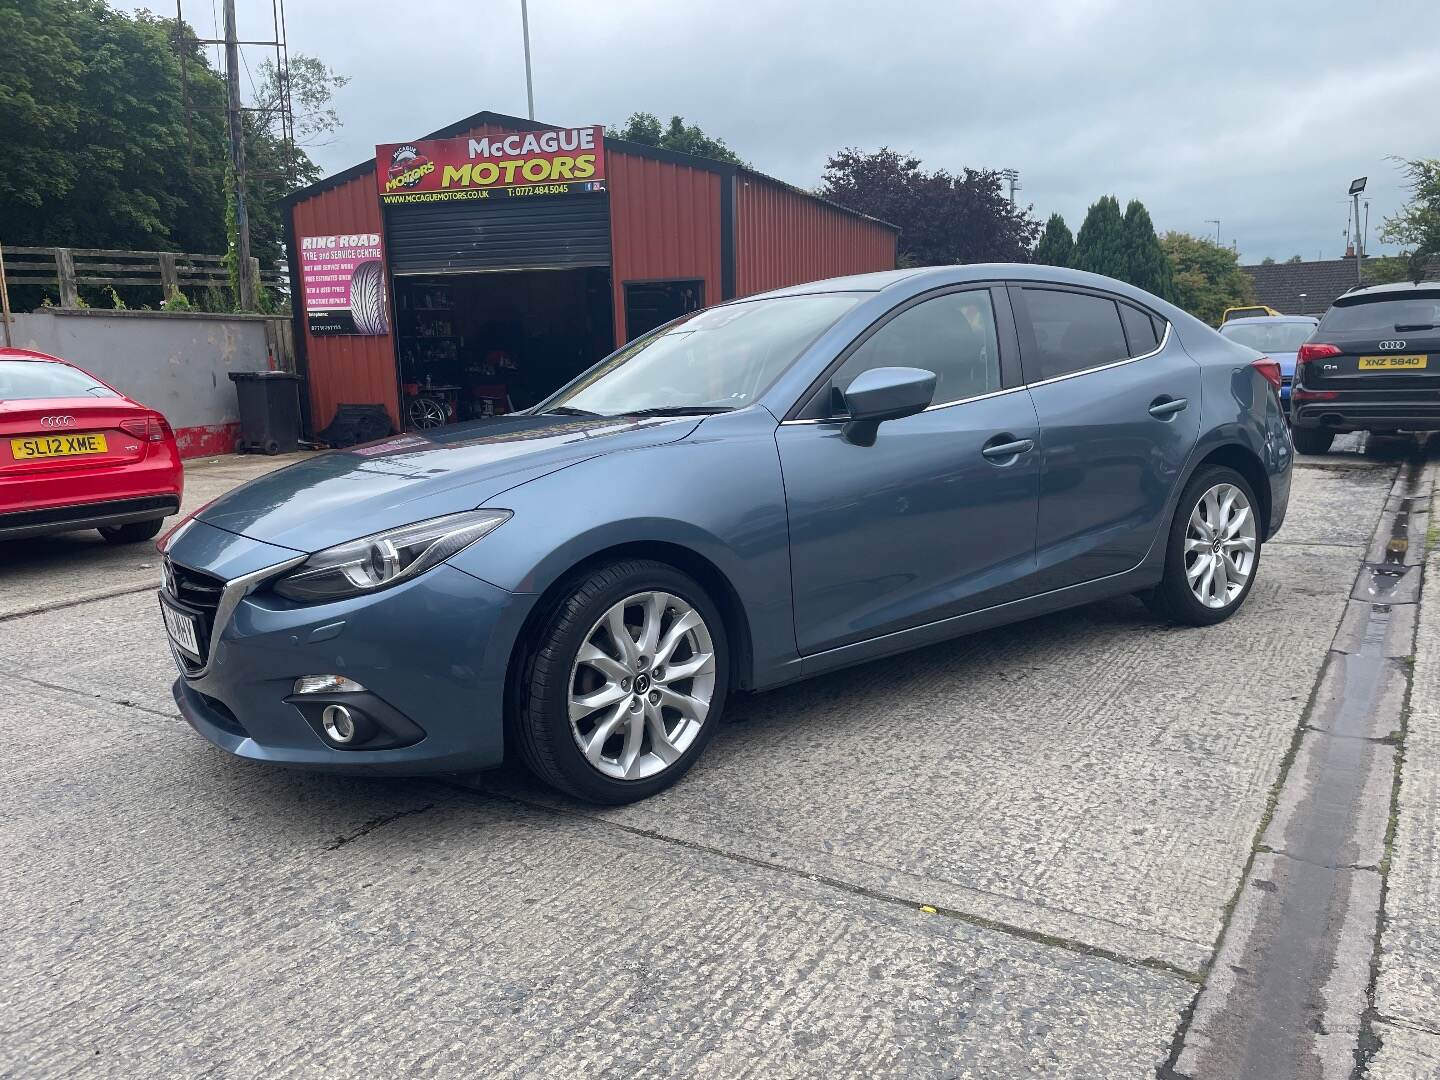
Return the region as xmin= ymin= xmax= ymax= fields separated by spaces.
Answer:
xmin=284 ymin=108 xmax=897 ymax=232
xmin=1242 ymin=257 xmax=1440 ymax=316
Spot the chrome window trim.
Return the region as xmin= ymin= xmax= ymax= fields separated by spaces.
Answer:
xmin=779 ymin=319 xmax=1171 ymax=426
xmin=162 ymin=554 xmax=307 ymax=680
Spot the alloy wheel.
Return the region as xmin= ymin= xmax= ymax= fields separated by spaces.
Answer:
xmin=1184 ymin=483 xmax=1257 ymax=609
xmin=568 ymin=591 xmax=716 ymax=780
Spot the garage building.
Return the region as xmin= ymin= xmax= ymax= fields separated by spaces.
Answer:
xmin=283 ymin=110 xmax=898 ymax=435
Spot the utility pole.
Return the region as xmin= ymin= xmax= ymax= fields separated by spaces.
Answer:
xmin=223 ymin=0 xmax=257 ymax=310
xmin=999 ymin=168 xmax=1019 ymax=206
xmin=1206 ymin=219 xmax=1221 ymax=246
xmin=0 ymin=241 xmax=13 ymax=348
xmin=521 ymin=0 xmax=535 ymax=120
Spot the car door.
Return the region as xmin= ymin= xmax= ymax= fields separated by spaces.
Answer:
xmin=775 ymin=285 xmax=1041 ymax=656
xmin=1010 ymin=284 xmax=1202 ymax=592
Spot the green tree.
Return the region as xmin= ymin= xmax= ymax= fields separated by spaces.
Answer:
xmin=1286 ymin=254 xmax=1304 ymax=263
xmin=612 ymin=112 xmax=746 ymax=166
xmin=0 ymin=1 xmax=343 ymax=309
xmin=1378 ymin=157 xmax=1440 ymax=283
xmin=1161 ymin=231 xmax=1256 ymax=325
xmin=1071 ymin=196 xmax=1128 ymax=279
xmin=1261 ymin=256 xmax=1276 ymax=265
xmin=820 ymin=147 xmax=1041 ymax=265
xmin=1121 ymin=199 xmax=1174 ymax=300
xmin=1032 ymin=213 xmax=1074 ymax=267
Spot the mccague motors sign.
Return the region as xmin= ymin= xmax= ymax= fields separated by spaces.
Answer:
xmin=376 ymin=125 xmax=606 ymax=204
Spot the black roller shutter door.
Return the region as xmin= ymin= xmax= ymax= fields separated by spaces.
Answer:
xmin=385 ymin=195 xmax=611 ymax=275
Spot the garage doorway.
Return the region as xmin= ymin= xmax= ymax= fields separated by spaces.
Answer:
xmin=624 ymin=279 xmax=705 ymax=342
xmin=392 ymin=267 xmax=614 ymax=430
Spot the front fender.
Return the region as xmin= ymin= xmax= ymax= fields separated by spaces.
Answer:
xmin=444 ymin=408 xmax=797 ymax=687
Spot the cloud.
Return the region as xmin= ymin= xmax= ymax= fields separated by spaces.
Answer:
xmin=138 ymin=0 xmax=1439 ymax=262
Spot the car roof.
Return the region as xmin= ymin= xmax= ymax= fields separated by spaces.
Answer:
xmin=1338 ymin=281 xmax=1440 ymax=301
xmin=0 ymin=346 xmax=67 ymax=363
xmin=1220 ymin=315 xmax=1317 ymax=326
xmin=743 ymin=263 xmax=1177 ymax=302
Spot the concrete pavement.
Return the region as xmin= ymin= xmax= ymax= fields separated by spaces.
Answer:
xmin=2 ymin=437 xmax=1437 ymax=1077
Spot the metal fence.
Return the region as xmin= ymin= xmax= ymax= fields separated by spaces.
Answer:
xmin=0 ymin=245 xmax=288 ymax=308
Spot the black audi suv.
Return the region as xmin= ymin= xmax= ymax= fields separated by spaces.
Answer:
xmin=1291 ymin=282 xmax=1440 ymax=453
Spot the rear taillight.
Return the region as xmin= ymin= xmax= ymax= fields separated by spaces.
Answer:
xmin=1251 ymin=357 xmax=1282 ymax=389
xmin=119 ymin=415 xmax=172 ymax=442
xmin=1296 ymin=343 xmax=1341 ymax=365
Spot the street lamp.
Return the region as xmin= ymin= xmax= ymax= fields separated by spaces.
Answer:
xmin=1349 ymin=176 xmax=1367 ymax=284
xmin=1206 ymin=219 xmax=1221 ymax=246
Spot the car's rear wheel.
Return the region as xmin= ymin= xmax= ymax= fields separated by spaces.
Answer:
xmin=1291 ymin=427 xmax=1334 ymax=454
xmin=516 ymin=559 xmax=728 ymax=803
xmin=98 ymin=518 xmax=165 ymax=544
xmin=1145 ymin=465 xmax=1261 ymax=626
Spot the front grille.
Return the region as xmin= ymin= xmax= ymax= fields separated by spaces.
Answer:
xmin=165 ymin=559 xmax=226 ymax=672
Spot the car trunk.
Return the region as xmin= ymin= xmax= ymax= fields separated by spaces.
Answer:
xmin=1302 ymin=290 xmax=1440 ymax=396
xmin=0 ymin=397 xmax=152 ymax=477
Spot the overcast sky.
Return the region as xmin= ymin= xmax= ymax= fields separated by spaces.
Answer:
xmin=133 ymin=0 xmax=1438 ymax=263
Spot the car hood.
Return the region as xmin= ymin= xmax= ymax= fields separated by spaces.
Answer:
xmin=198 ymin=413 xmax=699 ymax=552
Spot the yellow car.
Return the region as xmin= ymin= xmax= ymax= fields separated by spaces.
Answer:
xmin=1222 ymin=305 xmax=1282 ymax=322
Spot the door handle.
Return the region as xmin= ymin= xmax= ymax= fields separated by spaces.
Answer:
xmin=981 ymin=436 xmax=1035 ymax=461
xmin=1149 ymin=397 xmax=1188 ymax=419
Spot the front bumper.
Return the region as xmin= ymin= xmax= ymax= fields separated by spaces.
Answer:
xmin=166 ymin=521 xmax=535 ymax=774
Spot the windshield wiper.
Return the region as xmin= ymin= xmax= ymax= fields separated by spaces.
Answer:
xmin=1394 ymin=323 xmax=1437 ymax=332
xmin=618 ymin=405 xmax=736 ymax=417
xmin=539 ymin=406 xmax=603 ymax=417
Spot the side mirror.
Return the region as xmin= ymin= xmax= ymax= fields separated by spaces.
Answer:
xmin=839 ymin=366 xmax=936 ymax=446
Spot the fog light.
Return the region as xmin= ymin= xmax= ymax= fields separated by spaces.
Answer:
xmin=294 ymin=674 xmax=366 ymax=695
xmin=321 ymin=704 xmax=357 ymax=744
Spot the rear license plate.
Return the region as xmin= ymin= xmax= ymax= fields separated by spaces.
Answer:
xmin=10 ymin=433 xmax=108 ymax=460
xmin=1358 ymin=354 xmax=1429 ymax=370
xmin=160 ymin=599 xmax=202 ymax=659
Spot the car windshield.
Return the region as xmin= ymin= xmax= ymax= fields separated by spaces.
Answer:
xmin=0 ymin=360 xmax=116 ymax=400
xmin=540 ymin=293 xmax=862 ymax=416
xmin=1220 ymin=321 xmax=1316 ymax=353
xmin=1320 ymin=295 xmax=1440 ymax=333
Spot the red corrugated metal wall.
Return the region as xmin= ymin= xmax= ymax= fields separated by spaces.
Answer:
xmin=607 ymin=152 xmax=722 ymax=346
xmin=291 ymin=179 xmax=398 ymax=432
xmin=734 ymin=175 xmax=897 ymax=297
xmin=290 ymin=121 xmax=535 ymax=432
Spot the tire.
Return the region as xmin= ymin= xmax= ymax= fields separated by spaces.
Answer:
xmin=515 ymin=559 xmax=729 ymax=804
xmin=1144 ymin=465 xmax=1262 ymax=627
xmin=1291 ymin=426 xmax=1333 ymax=454
xmin=98 ymin=518 xmax=165 ymax=544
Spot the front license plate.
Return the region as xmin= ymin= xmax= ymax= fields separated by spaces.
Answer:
xmin=160 ymin=599 xmax=202 ymax=659
xmin=10 ymin=432 xmax=108 ymax=460
xmin=1358 ymin=354 xmax=1429 ymax=370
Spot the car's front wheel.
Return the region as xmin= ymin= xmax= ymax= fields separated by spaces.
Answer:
xmin=515 ymin=559 xmax=728 ymax=803
xmin=98 ymin=518 xmax=165 ymax=544
xmin=1145 ymin=465 xmax=1262 ymax=626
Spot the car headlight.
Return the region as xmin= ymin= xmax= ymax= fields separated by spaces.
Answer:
xmin=272 ymin=509 xmax=512 ymax=603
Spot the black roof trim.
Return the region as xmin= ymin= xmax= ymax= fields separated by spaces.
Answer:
xmin=283 ymin=107 xmax=897 ymax=232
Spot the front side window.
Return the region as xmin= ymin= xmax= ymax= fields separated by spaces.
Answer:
xmin=0 ymin=361 xmax=117 ymax=400
xmin=1022 ymin=289 xmax=1129 ymax=380
xmin=543 ymin=293 xmax=861 ymax=417
xmin=810 ymin=290 xmax=1002 ymax=417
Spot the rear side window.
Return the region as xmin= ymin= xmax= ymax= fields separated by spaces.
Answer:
xmin=1021 ymin=289 xmax=1129 ymax=380
xmin=1319 ymin=295 xmax=1440 ymax=334
xmin=1120 ymin=303 xmax=1160 ymax=355
xmin=0 ymin=360 xmax=117 ymax=400
xmin=811 ymin=289 xmax=1002 ymax=416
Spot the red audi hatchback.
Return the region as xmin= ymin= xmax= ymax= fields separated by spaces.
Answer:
xmin=0 ymin=347 xmax=183 ymax=544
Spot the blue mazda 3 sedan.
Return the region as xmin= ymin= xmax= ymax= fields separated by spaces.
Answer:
xmin=159 ymin=265 xmax=1291 ymax=803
